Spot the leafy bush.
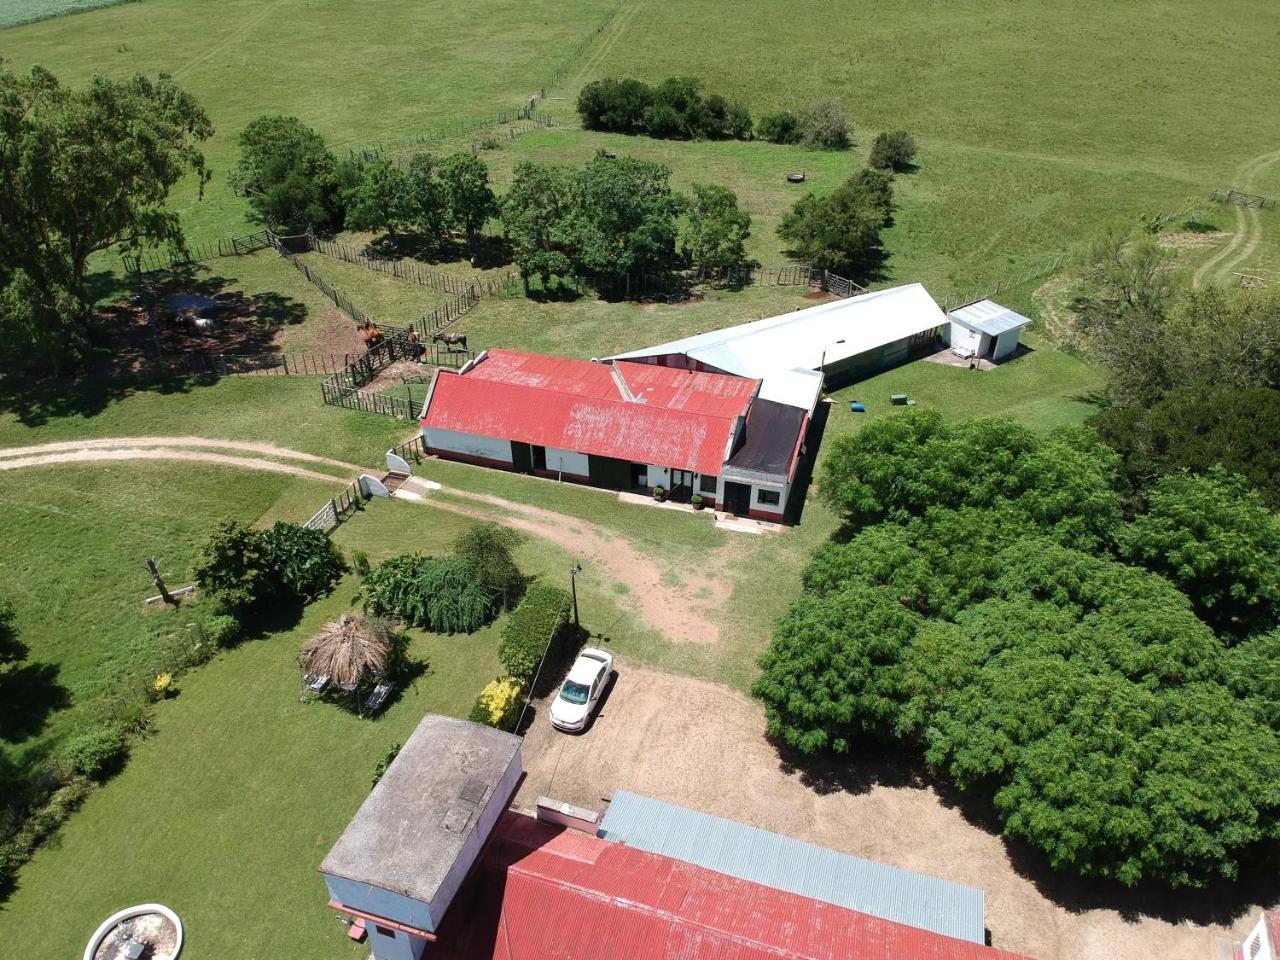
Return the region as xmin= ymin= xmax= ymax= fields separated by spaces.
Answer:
xmin=470 ymin=677 xmax=524 ymax=731
xmin=777 ymin=167 xmax=893 ymax=274
xmin=798 ymin=97 xmax=851 ymax=150
xmin=229 ymin=115 xmax=350 ymax=230
xmin=577 ymin=78 xmax=653 ymax=134
xmin=351 ymin=549 xmax=371 ymax=578
xmin=152 ymin=672 xmax=173 ymax=697
xmin=868 ymin=131 xmax=917 ymax=171
xmin=756 ymin=110 xmax=801 ymax=144
xmin=498 ymin=583 xmax=572 ymax=680
xmin=1121 ymin=469 xmax=1280 ymax=637
xmin=198 ymin=613 xmax=241 ymax=650
xmin=192 ymin=519 xmax=272 ymax=612
xmin=1225 ymin=630 xmax=1280 ymax=726
xmin=260 ymin=521 xmax=345 ymax=602
xmin=0 ymin=776 xmax=92 ymax=898
xmin=453 ymin=523 xmax=524 ymax=609
xmin=59 ymin=727 xmax=127 ymax=779
xmin=683 ymin=184 xmax=752 ymax=270
xmin=371 ymin=742 xmax=401 ymax=788
xmin=362 ymin=553 xmax=494 ymax=633
xmin=577 ymin=76 xmax=753 ymax=141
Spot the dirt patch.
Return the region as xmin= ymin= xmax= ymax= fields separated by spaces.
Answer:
xmin=0 ymin=436 xmax=364 ymax=471
xmin=362 ymin=360 xmax=435 ymax=396
xmin=1157 ymin=229 xmax=1229 ymax=251
xmin=403 ymin=478 xmax=727 ymax=643
xmin=803 ymin=289 xmax=836 ymax=300
xmin=303 ymin=308 xmax=368 ymax=358
xmin=0 ymin=447 xmax=345 ymax=482
xmin=518 ymin=661 xmax=1276 ymax=960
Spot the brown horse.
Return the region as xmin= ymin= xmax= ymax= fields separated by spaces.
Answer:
xmin=432 ymin=331 xmax=468 ymax=351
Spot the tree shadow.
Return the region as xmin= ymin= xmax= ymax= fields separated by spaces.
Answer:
xmin=365 ymin=232 xmax=514 ymax=270
xmin=772 ymin=735 xmax=928 ymax=796
xmin=0 ymin=663 xmax=70 ymax=743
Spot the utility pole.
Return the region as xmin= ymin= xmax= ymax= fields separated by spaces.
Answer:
xmin=570 ymin=563 xmax=583 ymax=626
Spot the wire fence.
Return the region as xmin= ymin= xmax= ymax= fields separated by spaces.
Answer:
xmin=147 ymin=351 xmax=349 ymax=379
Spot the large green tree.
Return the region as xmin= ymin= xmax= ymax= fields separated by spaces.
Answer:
xmin=438 ymin=152 xmax=497 ymax=257
xmin=229 ymin=115 xmax=347 ymax=230
xmin=501 ymin=161 xmax=571 ymax=290
xmin=777 ymin=167 xmax=892 ymax=273
xmin=683 ymin=184 xmax=751 ymax=271
xmin=0 ymin=65 xmax=211 ymax=371
xmin=344 ymin=160 xmax=414 ymax=237
xmin=562 ymin=156 xmax=682 ymax=284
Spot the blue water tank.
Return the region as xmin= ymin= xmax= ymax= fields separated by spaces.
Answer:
xmin=850 ymin=402 xmax=866 ymax=413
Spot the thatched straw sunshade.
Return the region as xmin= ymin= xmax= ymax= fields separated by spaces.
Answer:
xmin=300 ymin=613 xmax=394 ymax=689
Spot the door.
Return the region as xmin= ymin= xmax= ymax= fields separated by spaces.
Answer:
xmin=532 ymin=445 xmax=547 ymax=471
xmin=723 ymin=481 xmax=751 ymax=516
xmin=511 ymin=441 xmax=533 ymax=473
xmin=630 ymin=463 xmax=648 ymax=490
xmin=669 ymin=469 xmax=693 ymax=500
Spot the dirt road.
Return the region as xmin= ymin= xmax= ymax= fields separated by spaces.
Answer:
xmin=518 ymin=660 xmax=1273 ymax=960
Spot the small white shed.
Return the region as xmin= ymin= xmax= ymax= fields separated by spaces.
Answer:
xmin=947 ymin=300 xmax=1032 ymax=361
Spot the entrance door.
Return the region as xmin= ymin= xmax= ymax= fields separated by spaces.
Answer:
xmin=630 ymin=463 xmax=648 ymax=490
xmin=669 ymin=469 xmax=693 ymax=500
xmin=532 ymin=445 xmax=547 ymax=471
xmin=511 ymin=441 xmax=533 ymax=473
xmin=723 ymin=481 xmax=751 ymax=516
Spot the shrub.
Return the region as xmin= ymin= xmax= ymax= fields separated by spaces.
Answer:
xmin=756 ymin=110 xmax=801 ymax=144
xmin=261 ymin=521 xmax=346 ymax=602
xmin=868 ymin=131 xmax=917 ymax=171
xmin=453 ymin=522 xmax=524 ymax=609
xmin=777 ymin=167 xmax=893 ymax=273
xmin=152 ymin=672 xmax=173 ymax=698
xmin=798 ymin=97 xmax=851 ymax=150
xmin=683 ymin=183 xmax=752 ymax=271
xmin=577 ymin=78 xmax=653 ymax=134
xmin=498 ymin=583 xmax=572 ymax=679
xmin=351 ymin=549 xmax=371 ymax=578
xmin=192 ymin=519 xmax=272 ymax=612
xmin=59 ymin=727 xmax=127 ymax=780
xmin=371 ymin=742 xmax=401 ymax=788
xmin=470 ymin=677 xmax=524 ymax=731
xmin=362 ymin=553 xmax=493 ymax=633
xmin=200 ymin=613 xmax=241 ymax=649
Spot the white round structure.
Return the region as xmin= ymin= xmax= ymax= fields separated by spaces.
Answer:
xmin=84 ymin=903 xmax=183 ymax=960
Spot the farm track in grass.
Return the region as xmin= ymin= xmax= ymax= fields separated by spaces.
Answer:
xmin=1194 ymin=147 xmax=1280 ymax=287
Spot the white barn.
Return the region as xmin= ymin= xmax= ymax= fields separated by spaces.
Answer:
xmin=946 ymin=299 xmax=1032 ymax=361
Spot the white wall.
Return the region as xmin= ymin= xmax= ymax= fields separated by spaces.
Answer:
xmin=949 ymin=322 xmax=985 ymax=356
xmin=1245 ymin=915 xmax=1275 ymax=960
xmin=992 ymin=328 xmax=1022 ymax=360
xmin=423 ymin=427 xmax=512 ymax=464
xmin=751 ymin=481 xmax=787 ymax=518
xmin=544 ymin=446 xmax=590 ymax=477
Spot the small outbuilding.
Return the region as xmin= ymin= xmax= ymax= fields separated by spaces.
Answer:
xmin=946 ymin=299 xmax=1032 ymax=361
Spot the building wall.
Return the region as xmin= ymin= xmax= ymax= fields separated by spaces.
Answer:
xmin=542 ymin=446 xmax=590 ymax=481
xmin=323 ymin=875 xmax=433 ymax=938
xmin=992 ymin=328 xmax=1022 ymax=360
xmin=748 ymin=481 xmax=787 ymax=521
xmin=948 ymin=322 xmax=986 ymax=357
xmin=423 ymin=427 xmax=513 ymax=468
xmin=1245 ymin=914 xmax=1275 ymax=960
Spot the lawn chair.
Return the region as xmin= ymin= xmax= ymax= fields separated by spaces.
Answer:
xmin=303 ymin=672 xmax=330 ymax=693
xmin=362 ymin=682 xmax=394 ymax=715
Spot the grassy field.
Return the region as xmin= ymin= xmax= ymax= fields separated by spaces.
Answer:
xmin=0 ymin=0 xmax=131 ymax=29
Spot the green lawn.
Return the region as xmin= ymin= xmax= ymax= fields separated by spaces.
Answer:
xmin=0 ymin=376 xmax=411 ymax=465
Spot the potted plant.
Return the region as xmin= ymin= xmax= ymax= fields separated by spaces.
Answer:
xmin=691 ymin=494 xmax=704 ymax=510
xmin=653 ymin=485 xmax=666 ymax=502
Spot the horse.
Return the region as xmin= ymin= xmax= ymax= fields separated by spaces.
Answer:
xmin=432 ymin=331 xmax=467 ymax=351
xmin=358 ymin=322 xmax=384 ymax=347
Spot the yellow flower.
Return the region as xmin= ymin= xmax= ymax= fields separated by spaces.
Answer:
xmin=153 ymin=672 xmax=173 ymax=694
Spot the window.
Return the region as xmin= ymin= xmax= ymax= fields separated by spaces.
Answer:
xmin=699 ymin=474 xmax=717 ymax=494
xmin=375 ymin=925 xmax=397 ymax=938
xmin=756 ymin=488 xmax=780 ymax=506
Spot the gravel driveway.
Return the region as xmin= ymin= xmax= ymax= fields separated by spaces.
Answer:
xmin=516 ymin=658 xmax=1273 ymax=960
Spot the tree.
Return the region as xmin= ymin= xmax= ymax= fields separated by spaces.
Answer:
xmin=344 ymin=160 xmax=414 ymax=236
xmin=1225 ymin=630 xmax=1280 ymax=727
xmin=1121 ymin=469 xmax=1280 ymax=638
xmin=438 ymin=152 xmax=497 ymax=256
xmin=192 ymin=520 xmax=273 ymax=612
xmin=453 ymin=522 xmax=523 ymax=609
xmin=798 ymin=96 xmax=851 ymax=149
xmin=260 ymin=522 xmax=346 ymax=602
xmin=1091 ymin=384 xmax=1280 ymax=508
xmin=0 ymin=65 xmax=211 ymax=372
xmin=502 ymin=162 xmax=572 ymax=290
xmin=229 ymin=115 xmax=344 ymax=230
xmin=777 ymin=167 xmax=892 ymax=273
xmin=403 ymin=153 xmax=449 ymax=242
xmin=756 ymin=110 xmax=801 ymax=144
xmin=644 ymin=76 xmax=705 ymax=139
xmin=0 ymin=598 xmax=24 ymax=670
xmin=869 ymin=131 xmax=917 ymax=171
xmin=683 ymin=184 xmax=751 ymax=270
xmin=562 ymin=156 xmax=682 ymax=283
xmin=361 ymin=553 xmax=494 ymax=633
xmin=576 ymin=78 xmax=653 ymax=134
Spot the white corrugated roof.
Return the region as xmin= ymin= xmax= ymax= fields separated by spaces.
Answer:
xmin=609 ymin=283 xmax=947 ymax=408
xmin=948 ymin=299 xmax=1032 ymax=336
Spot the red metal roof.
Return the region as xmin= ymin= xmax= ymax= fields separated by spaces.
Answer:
xmin=430 ymin=813 xmax=1034 ymax=960
xmin=423 ymin=350 xmax=758 ymax=475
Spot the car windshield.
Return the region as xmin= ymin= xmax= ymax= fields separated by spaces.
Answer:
xmin=559 ymin=680 xmax=590 ymax=705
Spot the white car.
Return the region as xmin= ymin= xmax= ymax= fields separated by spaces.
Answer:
xmin=549 ymin=648 xmax=614 ymax=732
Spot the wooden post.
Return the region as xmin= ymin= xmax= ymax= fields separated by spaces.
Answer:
xmin=146 ymin=557 xmax=175 ymax=605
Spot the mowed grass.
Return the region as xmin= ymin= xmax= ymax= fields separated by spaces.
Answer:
xmin=0 ymin=463 xmax=344 ymax=779
xmin=0 ymin=0 xmax=622 ymax=241
xmin=0 ymin=375 xmax=411 ymax=465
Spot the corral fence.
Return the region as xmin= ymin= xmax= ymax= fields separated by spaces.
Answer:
xmin=1210 ymin=188 xmax=1276 ymax=209
xmin=153 ymin=350 xmax=349 ymax=379
xmin=941 ymin=254 xmax=1069 ymax=314
xmin=347 ymin=108 xmax=558 ymax=164
xmin=572 ymin=262 xmax=860 ymax=301
xmin=389 ymin=434 xmax=426 ymax=466
xmin=308 ymin=235 xmax=521 ymax=297
xmin=304 ymin=478 xmax=366 ymax=532
xmin=120 ymin=230 xmax=274 ymax=274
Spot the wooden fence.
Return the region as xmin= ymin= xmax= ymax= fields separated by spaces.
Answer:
xmin=1210 ymin=188 xmax=1276 ymax=209
xmin=347 ymin=109 xmax=557 ymax=164
xmin=309 ymin=235 xmax=521 ymax=299
xmin=120 ymin=230 xmax=274 ymax=274
xmin=389 ymin=435 xmax=426 ymax=465
xmin=155 ymin=351 xmax=348 ymax=379
xmin=304 ymin=479 xmax=365 ymax=532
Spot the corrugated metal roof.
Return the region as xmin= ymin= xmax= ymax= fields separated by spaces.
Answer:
xmin=430 ymin=812 xmax=1032 ymax=960
xmin=423 ymin=354 xmax=757 ymax=475
xmin=608 ymin=283 xmax=947 ymax=408
xmin=599 ymin=790 xmax=987 ymax=944
xmin=947 ymin=299 xmax=1032 ymax=336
